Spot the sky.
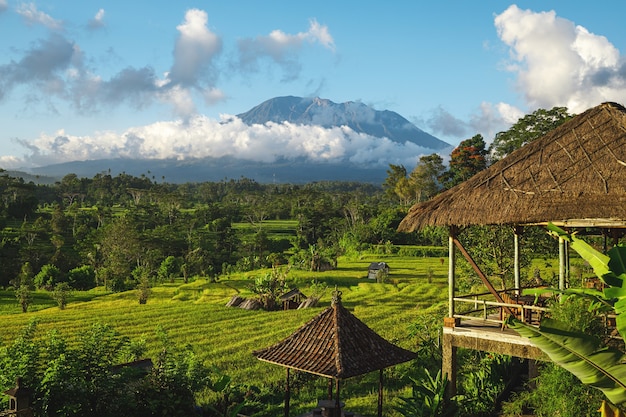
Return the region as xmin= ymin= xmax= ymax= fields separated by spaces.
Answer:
xmin=1 ymin=1 xmax=626 ymax=171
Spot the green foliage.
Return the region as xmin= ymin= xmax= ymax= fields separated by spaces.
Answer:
xmin=444 ymin=134 xmax=488 ymax=188
xmin=457 ymin=352 xmax=515 ymax=416
xmin=15 ymin=284 xmax=32 ymax=313
xmin=393 ymin=369 xmax=457 ymax=417
xmin=0 ymin=321 xmax=219 ymax=417
xmin=248 ymin=266 xmax=289 ymax=310
xmin=407 ymin=303 xmax=446 ymax=371
xmin=67 ymin=265 xmax=96 ymax=290
xmin=34 ymin=264 xmax=62 ymax=289
xmin=501 ymin=363 xmax=605 ymax=417
xmin=510 ymin=224 xmax=626 ymax=407
xmin=157 ymin=256 xmax=181 ymax=283
xmin=52 ymin=282 xmax=72 ymax=310
xmin=490 ymin=106 xmax=572 ymax=161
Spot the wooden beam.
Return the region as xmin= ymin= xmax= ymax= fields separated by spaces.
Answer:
xmin=452 ymin=237 xmax=514 ymax=316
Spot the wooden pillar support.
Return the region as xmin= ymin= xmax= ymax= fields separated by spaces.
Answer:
xmin=514 ymin=226 xmax=523 ymax=294
xmin=284 ymin=368 xmax=290 ymax=417
xmin=448 ymin=226 xmax=457 ymax=318
xmin=442 ymin=331 xmax=457 ymax=399
xmin=378 ymin=369 xmax=383 ymax=417
xmin=559 ymin=236 xmax=566 ymax=290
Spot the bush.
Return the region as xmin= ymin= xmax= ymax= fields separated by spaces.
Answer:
xmin=52 ymin=282 xmax=72 ymax=309
xmin=67 ymin=265 xmax=96 ymax=290
xmin=34 ymin=264 xmax=62 ymax=290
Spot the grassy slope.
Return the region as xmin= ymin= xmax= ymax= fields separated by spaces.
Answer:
xmin=0 ymin=254 xmax=450 ymax=415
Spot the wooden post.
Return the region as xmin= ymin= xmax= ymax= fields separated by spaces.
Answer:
xmin=559 ymin=236 xmax=566 ymax=290
xmin=514 ymin=226 xmax=522 ymax=294
xmin=284 ymin=368 xmax=290 ymax=417
xmin=442 ymin=331 xmax=457 ymax=398
xmin=378 ymin=369 xmax=383 ymax=417
xmin=327 ymin=378 xmax=333 ymax=400
xmin=448 ymin=226 xmax=457 ymax=318
xmin=335 ymin=379 xmax=341 ymax=417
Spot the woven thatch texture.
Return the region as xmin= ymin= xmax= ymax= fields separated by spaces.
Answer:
xmin=398 ymin=102 xmax=626 ymax=231
xmin=253 ymin=296 xmax=416 ymax=379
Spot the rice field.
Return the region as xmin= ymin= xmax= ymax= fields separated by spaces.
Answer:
xmin=0 ymin=253 xmax=451 ymax=416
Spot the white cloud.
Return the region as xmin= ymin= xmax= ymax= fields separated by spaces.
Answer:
xmin=0 ymin=0 xmax=8 ymax=13
xmin=88 ymin=8 xmax=105 ymax=30
xmin=12 ymin=116 xmax=434 ymax=169
xmin=16 ymin=3 xmax=63 ymax=30
xmin=168 ymin=8 xmax=222 ymax=86
xmin=469 ymin=102 xmax=524 ymax=143
xmin=494 ymin=5 xmax=626 ymax=113
xmin=236 ymin=19 xmax=335 ymax=80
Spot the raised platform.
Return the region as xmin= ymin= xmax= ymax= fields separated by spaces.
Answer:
xmin=444 ymin=318 xmax=546 ymax=360
xmin=442 ymin=318 xmax=546 ymax=397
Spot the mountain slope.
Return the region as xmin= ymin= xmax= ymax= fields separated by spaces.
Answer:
xmin=237 ymin=96 xmax=449 ymax=150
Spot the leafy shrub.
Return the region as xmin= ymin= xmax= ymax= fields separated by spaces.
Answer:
xmin=67 ymin=265 xmax=96 ymax=290
xmin=34 ymin=264 xmax=62 ymax=290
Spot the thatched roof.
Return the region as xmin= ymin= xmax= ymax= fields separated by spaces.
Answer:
xmin=398 ymin=102 xmax=626 ymax=231
xmin=252 ymin=292 xmax=416 ymax=379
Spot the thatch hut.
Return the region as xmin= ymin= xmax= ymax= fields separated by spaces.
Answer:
xmin=253 ymin=291 xmax=416 ymax=417
xmin=397 ymin=101 xmax=626 ymax=396
xmin=399 ymin=101 xmax=626 ymax=231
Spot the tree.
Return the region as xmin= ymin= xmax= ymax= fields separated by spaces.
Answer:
xmin=157 ymin=256 xmax=180 ymax=283
xmin=383 ymin=164 xmax=408 ymax=203
xmin=444 ymin=134 xmax=488 ymax=188
xmin=67 ymin=265 xmax=96 ymax=290
xmin=489 ymin=106 xmax=572 ymax=161
xmin=408 ymin=154 xmax=446 ymax=203
xmin=52 ymin=282 xmax=71 ymax=310
xmin=15 ymin=285 xmax=32 ymax=313
xmin=34 ymin=264 xmax=62 ymax=290
xmin=97 ymin=216 xmax=142 ymax=291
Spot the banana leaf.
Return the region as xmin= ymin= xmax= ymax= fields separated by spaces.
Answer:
xmin=547 ymin=224 xmax=626 ymax=336
xmin=508 ymin=317 xmax=626 ymax=405
xmin=547 ymin=224 xmax=625 ymax=288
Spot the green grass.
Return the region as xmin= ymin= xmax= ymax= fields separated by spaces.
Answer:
xmin=0 ymin=254 xmax=450 ymax=416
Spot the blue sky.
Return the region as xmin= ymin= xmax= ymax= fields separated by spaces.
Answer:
xmin=1 ymin=1 xmax=626 ymax=170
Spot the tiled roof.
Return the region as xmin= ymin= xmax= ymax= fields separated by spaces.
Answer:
xmin=253 ymin=292 xmax=416 ymax=379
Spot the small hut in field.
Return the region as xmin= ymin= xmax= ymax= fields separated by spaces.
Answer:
xmin=253 ymin=291 xmax=416 ymax=417
xmin=367 ymin=262 xmax=390 ymax=280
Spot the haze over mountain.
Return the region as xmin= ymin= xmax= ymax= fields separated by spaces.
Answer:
xmin=29 ymin=96 xmax=450 ymax=184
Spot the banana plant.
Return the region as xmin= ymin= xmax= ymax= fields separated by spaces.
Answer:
xmin=508 ymin=224 xmax=626 ymax=408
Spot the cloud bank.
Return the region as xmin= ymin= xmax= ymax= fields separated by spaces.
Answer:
xmin=7 ymin=116 xmax=435 ymax=170
xmin=495 ymin=5 xmax=626 ymax=114
xmin=433 ymin=5 xmax=626 ymax=145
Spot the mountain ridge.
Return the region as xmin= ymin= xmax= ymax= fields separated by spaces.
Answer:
xmin=237 ymin=96 xmax=449 ymax=150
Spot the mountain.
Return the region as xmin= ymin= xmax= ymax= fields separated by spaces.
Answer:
xmin=237 ymin=96 xmax=450 ymax=150
xmin=29 ymin=96 xmax=450 ymax=184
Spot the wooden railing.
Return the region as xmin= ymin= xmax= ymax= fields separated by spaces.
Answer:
xmin=452 ymin=288 xmax=550 ymax=326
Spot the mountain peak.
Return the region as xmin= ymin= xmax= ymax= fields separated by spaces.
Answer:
xmin=237 ymin=96 xmax=449 ymax=150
